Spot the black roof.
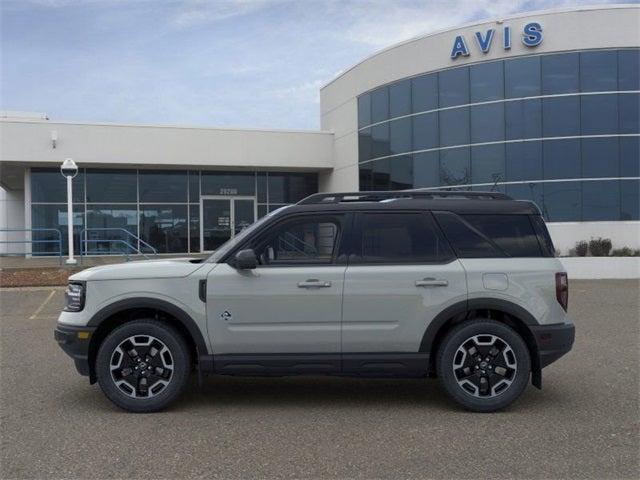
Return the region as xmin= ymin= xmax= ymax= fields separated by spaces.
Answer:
xmin=283 ymin=189 xmax=540 ymax=216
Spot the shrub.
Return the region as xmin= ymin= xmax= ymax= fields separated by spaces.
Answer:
xmin=611 ymin=247 xmax=640 ymax=257
xmin=589 ymin=237 xmax=612 ymax=257
xmin=574 ymin=241 xmax=589 ymax=257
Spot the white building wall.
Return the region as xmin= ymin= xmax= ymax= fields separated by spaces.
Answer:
xmin=0 ymin=120 xmax=334 ymax=171
xmin=0 ymin=186 xmax=26 ymax=254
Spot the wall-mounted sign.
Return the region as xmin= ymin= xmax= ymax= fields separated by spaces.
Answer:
xmin=219 ymin=188 xmax=238 ymax=195
xmin=450 ymin=22 xmax=543 ymax=59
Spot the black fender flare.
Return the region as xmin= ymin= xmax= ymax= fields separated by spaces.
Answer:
xmin=419 ymin=297 xmax=541 ymax=386
xmin=420 ymin=298 xmax=539 ymax=352
xmin=87 ymin=297 xmax=208 ymax=355
xmin=467 ymin=298 xmax=538 ymax=326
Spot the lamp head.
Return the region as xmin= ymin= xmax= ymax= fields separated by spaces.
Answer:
xmin=60 ymin=158 xmax=78 ymax=178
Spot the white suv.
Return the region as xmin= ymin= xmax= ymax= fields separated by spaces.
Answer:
xmin=55 ymin=190 xmax=574 ymax=413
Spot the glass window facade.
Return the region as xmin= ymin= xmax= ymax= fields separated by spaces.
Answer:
xmin=31 ymin=168 xmax=317 ymax=255
xmin=389 ymin=79 xmax=411 ymax=118
xmin=86 ymin=170 xmax=137 ymax=203
xmin=357 ymin=48 xmax=640 ymax=222
xmin=139 ymin=205 xmax=189 ymax=253
xmin=470 ymin=61 xmax=504 ymax=102
xmin=139 ymin=171 xmax=188 ymax=203
xmin=471 ymin=103 xmax=504 ymax=143
xmin=31 ymin=169 xmax=85 ymax=203
xmin=439 ymin=66 xmax=469 ymax=108
xmin=31 ymin=204 xmax=84 ymax=255
xmin=505 ymin=56 xmax=540 ymax=98
xmin=412 ymin=113 xmax=438 ymax=151
xmin=411 ymin=73 xmax=438 ymax=113
xmin=541 ymin=52 xmax=579 ymax=94
xmin=580 ymin=51 xmax=618 ymax=92
xmin=370 ymin=86 xmax=389 ymax=124
xmin=505 ymin=99 xmax=541 ymax=140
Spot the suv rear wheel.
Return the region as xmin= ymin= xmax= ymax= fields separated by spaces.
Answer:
xmin=437 ymin=319 xmax=530 ymax=412
xmin=96 ymin=320 xmax=191 ymax=412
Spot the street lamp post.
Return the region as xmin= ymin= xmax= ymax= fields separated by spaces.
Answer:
xmin=60 ymin=158 xmax=78 ymax=265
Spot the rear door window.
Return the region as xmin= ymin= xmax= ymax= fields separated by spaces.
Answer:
xmin=354 ymin=212 xmax=454 ymax=264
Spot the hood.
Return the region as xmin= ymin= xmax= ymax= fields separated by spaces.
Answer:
xmin=69 ymin=258 xmax=207 ymax=281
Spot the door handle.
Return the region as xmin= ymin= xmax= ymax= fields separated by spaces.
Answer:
xmin=297 ymin=279 xmax=332 ymax=288
xmin=415 ymin=278 xmax=448 ymax=287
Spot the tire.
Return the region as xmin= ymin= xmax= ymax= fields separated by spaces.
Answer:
xmin=96 ymin=320 xmax=191 ymax=413
xmin=437 ymin=319 xmax=531 ymax=412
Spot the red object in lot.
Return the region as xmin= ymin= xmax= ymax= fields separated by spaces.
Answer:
xmin=556 ymin=272 xmax=569 ymax=311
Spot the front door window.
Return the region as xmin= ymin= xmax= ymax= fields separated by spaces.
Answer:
xmin=201 ymin=197 xmax=255 ymax=252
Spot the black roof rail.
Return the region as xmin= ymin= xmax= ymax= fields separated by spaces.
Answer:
xmin=298 ymin=189 xmax=512 ymax=205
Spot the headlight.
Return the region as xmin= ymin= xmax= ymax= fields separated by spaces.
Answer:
xmin=64 ymin=282 xmax=85 ymax=312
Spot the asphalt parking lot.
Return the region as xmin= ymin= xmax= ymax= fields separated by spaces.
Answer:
xmin=1 ymin=280 xmax=638 ymax=479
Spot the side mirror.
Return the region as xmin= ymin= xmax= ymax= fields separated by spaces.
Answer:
xmin=234 ymin=249 xmax=258 ymax=270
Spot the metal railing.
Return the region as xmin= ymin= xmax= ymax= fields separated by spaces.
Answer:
xmin=0 ymin=228 xmax=63 ymax=264
xmin=80 ymin=228 xmax=158 ymax=263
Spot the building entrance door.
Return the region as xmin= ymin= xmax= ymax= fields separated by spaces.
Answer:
xmin=200 ymin=196 xmax=256 ymax=252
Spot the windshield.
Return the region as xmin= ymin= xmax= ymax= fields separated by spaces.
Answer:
xmin=206 ymin=205 xmax=292 ymax=263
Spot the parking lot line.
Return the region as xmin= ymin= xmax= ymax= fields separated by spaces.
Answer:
xmin=0 ymin=286 xmax=66 ymax=292
xmin=29 ymin=289 xmax=57 ymax=320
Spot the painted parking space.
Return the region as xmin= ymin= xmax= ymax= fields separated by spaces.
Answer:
xmin=0 ymin=287 xmax=65 ymax=321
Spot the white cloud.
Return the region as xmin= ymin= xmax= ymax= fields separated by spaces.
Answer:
xmin=171 ymin=0 xmax=284 ymax=28
xmin=5 ymin=0 xmax=133 ymax=7
xmin=333 ymin=0 xmax=586 ymax=48
xmin=272 ymin=78 xmax=324 ymax=104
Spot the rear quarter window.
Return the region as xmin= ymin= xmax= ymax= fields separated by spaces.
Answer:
xmin=461 ymin=214 xmax=543 ymax=257
xmin=434 ymin=212 xmax=547 ymax=258
xmin=530 ymin=215 xmax=556 ymax=256
xmin=434 ymin=212 xmax=501 ymax=258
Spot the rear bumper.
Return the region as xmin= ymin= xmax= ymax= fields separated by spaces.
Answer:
xmin=54 ymin=324 xmax=96 ymax=377
xmin=531 ymin=322 xmax=575 ymax=368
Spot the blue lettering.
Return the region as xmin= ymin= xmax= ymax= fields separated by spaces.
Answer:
xmin=503 ymin=26 xmax=511 ymax=50
xmin=450 ymin=35 xmax=470 ymax=59
xmin=522 ymin=22 xmax=543 ymax=47
xmin=475 ymin=29 xmax=495 ymax=53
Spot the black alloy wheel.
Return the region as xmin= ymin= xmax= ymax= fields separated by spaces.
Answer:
xmin=96 ymin=320 xmax=190 ymax=412
xmin=437 ymin=319 xmax=531 ymax=412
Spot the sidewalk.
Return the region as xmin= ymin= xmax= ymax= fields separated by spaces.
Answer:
xmin=0 ymin=254 xmax=206 ymax=287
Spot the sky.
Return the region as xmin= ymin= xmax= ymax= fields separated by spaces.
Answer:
xmin=0 ymin=0 xmax=630 ymax=130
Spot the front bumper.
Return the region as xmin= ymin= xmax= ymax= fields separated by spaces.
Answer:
xmin=531 ymin=322 xmax=575 ymax=368
xmin=54 ymin=324 xmax=96 ymax=377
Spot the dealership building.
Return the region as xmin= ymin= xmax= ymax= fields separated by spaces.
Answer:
xmin=1 ymin=5 xmax=638 ymax=257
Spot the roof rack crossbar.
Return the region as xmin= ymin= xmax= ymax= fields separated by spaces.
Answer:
xmin=298 ymin=189 xmax=511 ymax=205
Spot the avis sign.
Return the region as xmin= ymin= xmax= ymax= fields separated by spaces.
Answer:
xmin=450 ymin=22 xmax=543 ymax=59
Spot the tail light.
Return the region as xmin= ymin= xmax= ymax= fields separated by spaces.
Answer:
xmin=555 ymin=272 xmax=568 ymax=312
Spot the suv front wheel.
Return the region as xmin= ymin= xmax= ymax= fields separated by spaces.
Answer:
xmin=96 ymin=320 xmax=191 ymax=412
xmin=437 ymin=319 xmax=531 ymax=412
